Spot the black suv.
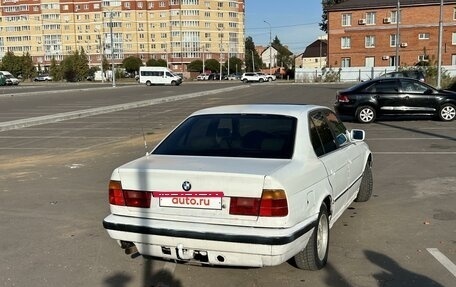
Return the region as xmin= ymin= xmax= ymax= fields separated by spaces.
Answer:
xmin=379 ymin=70 xmax=425 ymax=82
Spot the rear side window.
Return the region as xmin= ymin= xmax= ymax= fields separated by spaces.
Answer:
xmin=309 ymin=112 xmax=337 ymax=156
xmin=153 ymin=114 xmax=297 ymax=159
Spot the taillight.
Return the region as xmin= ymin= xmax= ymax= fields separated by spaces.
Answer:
xmin=109 ymin=180 xmax=125 ymax=206
xmin=259 ymin=189 xmax=288 ymax=216
xmin=108 ymin=180 xmax=151 ymax=208
xmin=337 ymin=94 xmax=350 ymax=103
xmin=229 ymin=189 xmax=288 ymax=217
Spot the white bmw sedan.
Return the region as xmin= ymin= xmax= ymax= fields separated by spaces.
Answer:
xmin=103 ymin=104 xmax=373 ymax=270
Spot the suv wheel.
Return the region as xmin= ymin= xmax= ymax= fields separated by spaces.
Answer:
xmin=438 ymin=104 xmax=456 ymax=121
xmin=242 ymin=79 xmax=248 ymax=83
xmin=259 ymin=78 xmax=264 ymax=83
xmin=356 ymin=106 xmax=376 ymax=123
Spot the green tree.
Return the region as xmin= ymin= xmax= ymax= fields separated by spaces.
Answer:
xmin=224 ymin=57 xmax=243 ymax=74
xmin=272 ymin=36 xmax=293 ymax=69
xmin=49 ymin=56 xmax=62 ymax=81
xmin=244 ymin=36 xmax=262 ymax=72
xmin=146 ymin=58 xmax=167 ymax=67
xmin=21 ymin=52 xmax=35 ymax=80
xmin=187 ymin=60 xmax=203 ymax=72
xmin=1 ymin=51 xmax=22 ymax=76
xmin=102 ymin=56 xmax=110 ymax=72
xmin=205 ymin=59 xmax=220 ymax=72
xmin=75 ymin=49 xmax=89 ymax=81
xmin=320 ymin=0 xmax=347 ymax=33
xmin=122 ymin=56 xmax=143 ymax=74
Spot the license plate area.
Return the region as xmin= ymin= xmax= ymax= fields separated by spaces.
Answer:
xmin=154 ymin=192 xmax=223 ymax=210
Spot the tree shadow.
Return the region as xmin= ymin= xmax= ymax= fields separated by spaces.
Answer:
xmin=364 ymin=250 xmax=445 ymax=287
xmin=103 ymin=257 xmax=182 ymax=287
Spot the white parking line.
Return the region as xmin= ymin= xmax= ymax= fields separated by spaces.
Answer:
xmin=427 ymin=248 xmax=456 ymax=277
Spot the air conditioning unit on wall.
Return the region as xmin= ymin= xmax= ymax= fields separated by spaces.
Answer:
xmin=358 ymin=19 xmax=366 ymax=25
xmin=382 ymin=56 xmax=390 ymax=60
xmin=400 ymin=42 xmax=408 ymax=48
xmin=383 ymin=17 xmax=391 ymax=24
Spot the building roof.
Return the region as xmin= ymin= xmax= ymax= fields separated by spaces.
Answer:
xmin=302 ymin=40 xmax=327 ymax=58
xmin=327 ymin=0 xmax=456 ymax=11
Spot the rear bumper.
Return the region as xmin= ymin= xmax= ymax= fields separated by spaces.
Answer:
xmin=103 ymin=214 xmax=316 ymax=267
xmin=334 ymin=102 xmax=356 ymax=116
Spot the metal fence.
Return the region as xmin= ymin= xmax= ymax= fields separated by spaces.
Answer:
xmin=295 ymin=66 xmax=456 ymax=83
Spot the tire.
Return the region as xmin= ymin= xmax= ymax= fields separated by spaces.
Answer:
xmin=355 ymin=162 xmax=373 ymax=202
xmin=259 ymin=78 xmax=264 ymax=83
xmin=268 ymin=77 xmax=272 ymax=82
xmin=243 ymin=79 xmax=248 ymax=83
xmin=171 ymin=81 xmax=176 ymax=86
xmin=294 ymin=204 xmax=329 ymax=270
xmin=356 ymin=106 xmax=376 ymax=123
xmin=438 ymin=103 xmax=456 ymax=121
xmin=146 ymin=81 xmax=152 ymax=86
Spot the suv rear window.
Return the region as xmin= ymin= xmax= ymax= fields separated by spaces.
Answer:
xmin=153 ymin=114 xmax=296 ymax=159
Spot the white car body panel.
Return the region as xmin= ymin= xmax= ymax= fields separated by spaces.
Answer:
xmin=103 ymin=104 xmax=372 ymax=267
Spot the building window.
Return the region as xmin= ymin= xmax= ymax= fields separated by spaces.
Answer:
xmin=341 ymin=13 xmax=351 ymax=26
xmin=418 ymin=55 xmax=429 ymax=62
xmin=418 ymin=33 xmax=430 ymax=40
xmin=366 ymin=12 xmax=376 ymax=25
xmin=454 ymin=8 xmax=456 ymax=20
xmin=341 ymin=36 xmax=351 ymax=49
xmin=452 ymin=32 xmax=456 ymax=44
xmin=365 ymin=35 xmax=375 ymax=48
xmin=341 ymin=57 xmax=351 ymax=67
xmin=390 ymin=10 xmax=398 ymax=23
xmin=390 ymin=34 xmax=398 ymax=47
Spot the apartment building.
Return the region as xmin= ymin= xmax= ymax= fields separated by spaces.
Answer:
xmin=327 ymin=0 xmax=456 ymax=68
xmin=0 ymin=0 xmax=245 ymax=72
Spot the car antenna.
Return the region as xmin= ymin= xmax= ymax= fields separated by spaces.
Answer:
xmin=138 ymin=111 xmax=149 ymax=156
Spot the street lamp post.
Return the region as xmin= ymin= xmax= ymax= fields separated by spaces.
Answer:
xmin=395 ymin=1 xmax=400 ymax=71
xmin=437 ymin=0 xmax=443 ymax=89
xmin=109 ymin=11 xmax=116 ymax=87
xmin=264 ymin=20 xmax=272 ymax=75
xmin=218 ymin=27 xmax=223 ymax=80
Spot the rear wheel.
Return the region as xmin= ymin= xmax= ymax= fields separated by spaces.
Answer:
xmin=356 ymin=106 xmax=376 ymax=123
xmin=438 ymin=104 xmax=456 ymax=121
xmin=146 ymin=81 xmax=152 ymax=86
xmin=268 ymin=77 xmax=272 ymax=82
xmin=355 ymin=162 xmax=373 ymax=202
xmin=294 ymin=204 xmax=329 ymax=270
xmin=259 ymin=78 xmax=264 ymax=83
xmin=243 ymin=79 xmax=248 ymax=83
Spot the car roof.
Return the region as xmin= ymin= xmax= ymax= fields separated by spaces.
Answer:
xmin=191 ymin=104 xmax=326 ymax=118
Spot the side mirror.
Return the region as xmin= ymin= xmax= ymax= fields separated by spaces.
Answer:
xmin=350 ymin=129 xmax=365 ymax=141
xmin=336 ymin=133 xmax=348 ymax=146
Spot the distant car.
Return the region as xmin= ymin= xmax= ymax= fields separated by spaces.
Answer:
xmin=379 ymin=70 xmax=425 ymax=82
xmin=334 ymin=77 xmax=456 ymax=123
xmin=5 ymin=74 xmax=20 ymax=85
xmin=226 ymin=74 xmax=241 ymax=80
xmin=257 ymin=72 xmax=277 ymax=82
xmin=197 ymin=73 xmax=210 ymax=81
xmin=34 ymin=74 xmax=53 ymax=81
xmin=103 ymin=104 xmax=373 ymax=270
xmin=241 ymin=72 xmax=268 ymax=83
xmin=208 ymin=73 xmax=222 ymax=80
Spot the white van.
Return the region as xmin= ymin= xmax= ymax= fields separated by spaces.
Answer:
xmin=139 ymin=67 xmax=182 ymax=86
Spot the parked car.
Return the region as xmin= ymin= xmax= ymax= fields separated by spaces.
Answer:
xmin=226 ymin=73 xmax=241 ymax=80
xmin=208 ymin=73 xmax=222 ymax=80
xmin=334 ymin=77 xmax=456 ymax=123
xmin=241 ymin=72 xmax=268 ymax=83
xmin=379 ymin=70 xmax=425 ymax=82
xmin=4 ymin=74 xmax=20 ymax=85
xmin=103 ymin=104 xmax=373 ymax=270
xmin=34 ymin=74 xmax=53 ymax=81
xmin=257 ymin=72 xmax=277 ymax=82
xmin=197 ymin=73 xmax=210 ymax=81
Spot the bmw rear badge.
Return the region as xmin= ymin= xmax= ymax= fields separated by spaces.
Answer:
xmin=182 ymin=181 xmax=191 ymax=191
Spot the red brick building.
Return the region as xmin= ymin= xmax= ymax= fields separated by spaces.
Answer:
xmin=327 ymin=0 xmax=456 ymax=68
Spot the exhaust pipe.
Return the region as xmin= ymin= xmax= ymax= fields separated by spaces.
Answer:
xmin=120 ymin=241 xmax=138 ymax=255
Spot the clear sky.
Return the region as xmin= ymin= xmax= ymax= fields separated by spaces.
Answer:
xmin=245 ymin=0 xmax=326 ymax=54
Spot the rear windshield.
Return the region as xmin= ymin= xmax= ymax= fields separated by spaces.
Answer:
xmin=153 ymin=114 xmax=297 ymax=159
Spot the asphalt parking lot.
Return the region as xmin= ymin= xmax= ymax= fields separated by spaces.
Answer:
xmin=0 ymin=82 xmax=455 ymax=287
